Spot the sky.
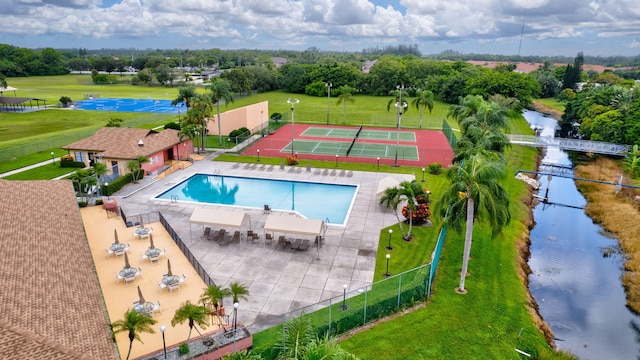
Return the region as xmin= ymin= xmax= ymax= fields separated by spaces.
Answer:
xmin=0 ymin=0 xmax=639 ymax=57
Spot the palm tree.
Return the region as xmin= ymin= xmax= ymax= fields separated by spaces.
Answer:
xmin=171 ymin=86 xmax=197 ymax=109
xmin=184 ymin=93 xmax=214 ymax=153
xmin=111 ymin=310 xmax=157 ymax=360
xmin=228 ymin=282 xmax=250 ymax=303
xmin=412 ymin=89 xmax=434 ymax=128
xmin=395 ymin=180 xmax=427 ymax=241
xmin=379 ymin=186 xmax=407 ymax=239
xmin=435 ymin=153 xmax=511 ymax=293
xmin=200 ymin=284 xmax=231 ymax=325
xmin=221 ymin=350 xmax=263 ymax=360
xmin=274 ymin=316 xmax=359 ymax=360
xmin=208 ymin=78 xmax=234 ymax=146
xmin=336 ymin=85 xmax=355 ymax=125
xmin=128 ymin=155 xmax=149 ymax=182
xmin=178 ymin=124 xmax=198 ymax=159
xmin=171 ymin=300 xmax=209 ymax=341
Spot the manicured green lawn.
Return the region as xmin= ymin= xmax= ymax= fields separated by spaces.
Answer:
xmin=537 ymin=98 xmax=565 ymax=112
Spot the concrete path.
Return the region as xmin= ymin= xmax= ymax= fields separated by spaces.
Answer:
xmin=114 ymin=154 xmax=414 ymax=333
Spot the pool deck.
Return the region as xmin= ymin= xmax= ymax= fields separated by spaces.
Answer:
xmin=114 ymin=153 xmax=413 ymax=334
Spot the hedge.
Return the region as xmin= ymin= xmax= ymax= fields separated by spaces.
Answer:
xmin=102 ymin=170 xmax=144 ymax=196
xmin=60 ymin=161 xmax=85 ymax=168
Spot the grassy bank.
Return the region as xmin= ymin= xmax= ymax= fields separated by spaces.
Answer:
xmin=574 ymin=157 xmax=640 ymax=313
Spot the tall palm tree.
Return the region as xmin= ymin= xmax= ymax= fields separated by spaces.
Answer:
xmin=184 ymin=93 xmax=214 ymax=153
xmin=111 ymin=310 xmax=157 ymax=360
xmin=178 ymin=124 xmax=198 ymax=159
xmin=209 ymin=78 xmax=234 ymax=146
xmin=200 ymin=284 xmax=231 ymax=325
xmin=228 ymin=282 xmax=250 ymax=303
xmin=171 ymin=300 xmax=209 ymax=341
xmin=435 ymin=153 xmax=511 ymax=293
xmin=412 ymin=89 xmax=435 ymax=128
xmin=336 ymin=85 xmax=355 ymax=125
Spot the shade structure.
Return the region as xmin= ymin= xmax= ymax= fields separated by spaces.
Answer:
xmin=113 ymin=228 xmax=119 ymax=244
xmin=124 ymin=252 xmax=131 ymax=269
xmin=149 ymin=234 xmax=155 ymax=249
xmin=189 ymin=207 xmax=251 ymax=229
xmin=166 ymin=259 xmax=173 ymax=277
xmin=137 ymin=286 xmax=145 ymax=304
xmin=263 ymin=214 xmax=325 ymax=237
xmin=377 ymin=176 xmax=401 ymax=197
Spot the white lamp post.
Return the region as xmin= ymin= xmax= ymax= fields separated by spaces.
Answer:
xmin=325 ymin=83 xmax=332 ymax=125
xmin=386 ymin=229 xmax=393 ymax=250
xmin=257 ymin=149 xmax=260 ymax=162
xmin=384 ymin=253 xmax=391 ymax=277
xmin=394 ymin=100 xmax=407 ymax=167
xmin=287 ymin=98 xmax=299 ymax=155
xmin=340 ymin=284 xmax=348 ymax=310
xmin=50 ymin=151 xmax=55 ymax=165
xmin=160 ymin=325 xmax=167 ymax=360
xmin=105 ymin=182 xmax=109 ymax=201
xmin=233 ymin=302 xmax=240 ymax=352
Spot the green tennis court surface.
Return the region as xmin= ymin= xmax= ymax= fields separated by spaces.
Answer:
xmin=282 ymin=139 xmax=419 ymax=160
xmin=302 ymin=127 xmax=416 ymax=142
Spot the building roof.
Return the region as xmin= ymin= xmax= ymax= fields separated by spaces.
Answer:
xmin=0 ymin=180 xmax=117 ymax=360
xmin=62 ymin=127 xmax=181 ymax=160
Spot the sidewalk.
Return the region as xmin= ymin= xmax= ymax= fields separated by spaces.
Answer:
xmin=0 ymin=157 xmax=62 ymax=178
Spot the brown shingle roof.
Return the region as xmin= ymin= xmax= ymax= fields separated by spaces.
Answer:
xmin=62 ymin=127 xmax=180 ymax=160
xmin=0 ymin=180 xmax=117 ymax=360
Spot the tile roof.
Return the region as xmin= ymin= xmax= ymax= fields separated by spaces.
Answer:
xmin=0 ymin=180 xmax=117 ymax=360
xmin=62 ymin=127 xmax=181 ymax=160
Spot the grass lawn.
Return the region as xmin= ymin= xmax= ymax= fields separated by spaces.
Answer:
xmin=2 ymin=163 xmax=78 ymax=180
xmin=536 ymin=98 xmax=565 ymax=112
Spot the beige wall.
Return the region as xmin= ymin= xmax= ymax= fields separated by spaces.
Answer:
xmin=208 ymin=101 xmax=269 ymax=136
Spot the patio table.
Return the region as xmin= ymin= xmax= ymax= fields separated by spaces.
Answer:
xmin=133 ymin=301 xmax=155 ymax=315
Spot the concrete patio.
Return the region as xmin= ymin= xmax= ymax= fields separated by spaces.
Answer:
xmin=115 ymin=154 xmax=414 ymax=333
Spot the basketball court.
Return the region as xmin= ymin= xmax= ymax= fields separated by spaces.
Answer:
xmin=245 ymin=124 xmax=454 ymax=167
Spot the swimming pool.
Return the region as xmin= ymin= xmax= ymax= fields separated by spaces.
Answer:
xmin=155 ymin=174 xmax=358 ymax=225
xmin=74 ymin=98 xmax=186 ymax=114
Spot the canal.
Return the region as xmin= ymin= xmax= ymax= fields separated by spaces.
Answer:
xmin=524 ymin=110 xmax=640 ymax=359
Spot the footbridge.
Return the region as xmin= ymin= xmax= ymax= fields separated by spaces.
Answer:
xmin=507 ymin=135 xmax=630 ymax=156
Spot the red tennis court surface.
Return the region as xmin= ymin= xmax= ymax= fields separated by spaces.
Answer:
xmin=243 ymin=124 xmax=454 ymax=167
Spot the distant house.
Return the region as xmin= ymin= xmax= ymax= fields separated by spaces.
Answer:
xmin=0 ymin=180 xmax=118 ymax=359
xmin=62 ymin=127 xmax=193 ymax=177
xmin=362 ymin=60 xmax=377 ymax=73
xmin=271 ymin=57 xmax=287 ymax=68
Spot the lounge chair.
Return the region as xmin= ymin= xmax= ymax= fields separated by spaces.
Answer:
xmin=276 ymin=235 xmax=286 ymax=250
xmin=215 ymin=229 xmax=226 ymax=241
xmin=265 ymin=233 xmax=273 ymax=244
xmin=231 ymin=231 xmax=241 ymax=243
xmin=247 ymin=230 xmax=254 ymax=238
xmin=298 ymin=239 xmax=311 ymax=251
xmin=203 ymin=227 xmax=211 ymax=239
xmin=264 ymin=204 xmax=272 ymax=214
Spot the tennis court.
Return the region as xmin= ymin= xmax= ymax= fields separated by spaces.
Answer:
xmin=283 ymin=139 xmax=419 ymax=160
xmin=302 ymin=127 xmax=416 ymax=141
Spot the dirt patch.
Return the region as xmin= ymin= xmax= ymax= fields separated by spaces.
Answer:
xmin=531 ymin=101 xmax=563 ymax=121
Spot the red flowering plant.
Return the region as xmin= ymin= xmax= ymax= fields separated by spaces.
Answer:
xmin=402 ymin=203 xmax=431 ymax=223
xmin=286 ymin=154 xmax=298 ymax=165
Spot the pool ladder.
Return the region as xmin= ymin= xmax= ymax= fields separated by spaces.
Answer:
xmin=170 ymin=195 xmax=179 ymax=203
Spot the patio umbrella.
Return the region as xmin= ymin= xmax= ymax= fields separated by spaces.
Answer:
xmin=149 ymin=234 xmax=155 ymax=249
xmin=139 ymin=214 xmax=145 ymax=228
xmin=113 ymin=228 xmax=119 ymax=244
xmin=166 ymin=259 xmax=173 ymax=277
xmin=124 ymin=252 xmax=131 ymax=269
xmin=137 ymin=286 xmax=146 ymax=304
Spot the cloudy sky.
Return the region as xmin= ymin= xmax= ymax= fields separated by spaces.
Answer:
xmin=1 ymin=0 xmax=639 ymax=56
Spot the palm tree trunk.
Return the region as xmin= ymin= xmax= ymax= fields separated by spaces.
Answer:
xmin=392 ymin=209 xmax=407 ymax=238
xmin=458 ymin=196 xmax=475 ymax=293
xmin=419 ymin=106 xmax=424 ymax=128
xmin=406 ymin=209 xmax=413 ymax=240
xmin=126 ymin=340 xmax=133 ymax=360
xmin=343 ymin=102 xmax=346 ymax=124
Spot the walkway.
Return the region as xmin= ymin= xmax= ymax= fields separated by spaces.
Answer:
xmin=115 ymin=154 xmax=411 ymax=333
xmin=507 ymin=134 xmax=630 ymax=156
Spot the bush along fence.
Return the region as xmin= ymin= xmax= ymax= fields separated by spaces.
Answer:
xmin=279 ymin=225 xmax=447 ymax=341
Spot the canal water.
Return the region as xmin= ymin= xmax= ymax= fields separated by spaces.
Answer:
xmin=524 ymin=110 xmax=640 ymax=359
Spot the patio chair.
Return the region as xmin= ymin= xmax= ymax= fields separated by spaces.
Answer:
xmin=149 ymin=253 xmax=160 ymax=262
xmin=180 ymin=274 xmax=187 ymax=285
xmin=231 ymin=231 xmax=241 ymax=243
xmin=124 ymin=275 xmax=136 ymax=286
xmin=298 ymin=239 xmax=311 ymax=251
xmin=168 ymin=282 xmax=180 ymax=294
xmin=203 ymin=227 xmax=211 ymax=239
xmin=264 ymin=204 xmax=272 ymax=214
xmin=114 ymin=248 xmax=125 ymax=257
xmin=215 ymin=229 xmax=226 ymax=241
xmin=247 ymin=230 xmax=254 ymax=238
xmin=265 ymin=233 xmax=274 ymax=244
xmin=276 ymin=236 xmax=286 ymax=250
xmin=153 ymin=301 xmax=161 ymax=314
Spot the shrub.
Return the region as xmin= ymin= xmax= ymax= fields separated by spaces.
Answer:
xmin=286 ymin=155 xmax=298 ymax=165
xmin=428 ymin=163 xmax=442 ymax=175
xmin=59 ymin=96 xmax=72 ymax=107
xmin=77 ymin=201 xmax=87 ymax=208
xmin=178 ymin=343 xmax=189 ymax=355
xmin=60 ymin=161 xmax=85 ymax=168
xmin=164 ymin=122 xmax=181 ymax=130
xmin=95 ymin=199 xmax=104 ymax=205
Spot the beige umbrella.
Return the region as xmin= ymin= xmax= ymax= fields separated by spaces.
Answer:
xmin=139 ymin=214 xmax=145 ymax=228
xmin=114 ymin=228 xmax=119 ymax=244
xmin=166 ymin=259 xmax=173 ymax=277
xmin=137 ymin=286 xmax=146 ymax=304
xmin=124 ymin=252 xmax=131 ymax=269
xmin=149 ymin=234 xmax=155 ymax=249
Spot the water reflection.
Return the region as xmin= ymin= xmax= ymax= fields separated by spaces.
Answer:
xmin=524 ymin=110 xmax=640 ymax=360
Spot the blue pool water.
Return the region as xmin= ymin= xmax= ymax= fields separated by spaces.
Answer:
xmin=74 ymin=98 xmax=186 ymax=114
xmin=156 ymin=174 xmax=358 ymax=225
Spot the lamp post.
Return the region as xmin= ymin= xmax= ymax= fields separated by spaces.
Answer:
xmin=384 ymin=253 xmax=391 ymax=277
xmin=340 ymin=284 xmax=348 ymax=310
xmin=426 ymin=190 xmax=431 ymax=204
xmin=287 ymin=98 xmax=299 ymax=155
xmin=325 ymin=83 xmax=332 ymax=125
xmin=160 ymin=325 xmax=167 ymax=360
xmin=335 ymin=154 xmax=339 ymax=168
xmin=257 ymin=149 xmax=260 ymax=162
xmin=421 ymin=167 xmax=425 ymax=182
xmin=233 ymin=302 xmax=240 ymax=352
xmin=105 ymin=182 xmax=109 ymax=201
xmin=386 ymin=229 xmax=393 ymax=250
xmin=394 ymin=85 xmax=407 ymax=167
xmin=377 ymin=157 xmax=380 ymax=170
xmin=51 ymin=152 xmax=55 ymax=165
